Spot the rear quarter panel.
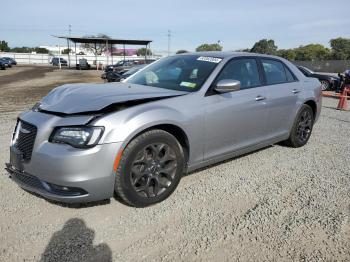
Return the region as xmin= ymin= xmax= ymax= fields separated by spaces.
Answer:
xmin=282 ymin=58 xmax=322 ymax=122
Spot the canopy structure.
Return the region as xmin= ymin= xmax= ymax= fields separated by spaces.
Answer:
xmin=52 ymin=35 xmax=153 ymax=68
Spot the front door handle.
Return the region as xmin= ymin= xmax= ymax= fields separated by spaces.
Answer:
xmin=292 ymin=89 xmax=301 ymax=94
xmin=255 ymin=95 xmax=266 ymax=101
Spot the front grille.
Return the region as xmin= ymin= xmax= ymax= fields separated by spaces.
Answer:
xmin=12 ymin=170 xmax=45 ymax=190
xmin=14 ymin=120 xmax=37 ymax=160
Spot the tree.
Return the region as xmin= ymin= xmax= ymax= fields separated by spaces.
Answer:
xmin=330 ymin=37 xmax=350 ymax=60
xmin=10 ymin=47 xmax=31 ymax=53
xmin=9 ymin=46 xmax=49 ymax=53
xmin=62 ymin=48 xmax=72 ymax=54
xmin=176 ymin=50 xmax=189 ymax=54
xmin=33 ymin=47 xmax=49 ymax=54
xmin=250 ymin=39 xmax=278 ymax=55
xmin=0 ymin=40 xmax=10 ymax=52
xmin=277 ymin=49 xmax=296 ymax=61
xmin=294 ymin=44 xmax=331 ymax=61
xmin=81 ymin=34 xmax=111 ymax=55
xmin=136 ymin=48 xmax=152 ymax=56
xmin=195 ymin=43 xmax=222 ymax=52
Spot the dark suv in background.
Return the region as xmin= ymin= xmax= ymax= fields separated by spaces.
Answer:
xmin=0 ymin=57 xmax=13 ymax=68
xmin=105 ymin=59 xmax=155 ymax=73
xmin=1 ymin=57 xmax=17 ymax=66
xmin=0 ymin=60 xmax=6 ymax=70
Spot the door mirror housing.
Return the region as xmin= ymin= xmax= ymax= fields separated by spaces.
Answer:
xmin=214 ymin=79 xmax=241 ymax=93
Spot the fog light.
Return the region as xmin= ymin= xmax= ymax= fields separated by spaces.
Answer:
xmin=48 ymin=183 xmax=88 ymax=196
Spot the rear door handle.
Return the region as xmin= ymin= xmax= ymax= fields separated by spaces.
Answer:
xmin=255 ymin=95 xmax=266 ymax=101
xmin=292 ymin=89 xmax=301 ymax=94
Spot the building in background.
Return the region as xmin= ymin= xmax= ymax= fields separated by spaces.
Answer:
xmin=40 ymin=45 xmax=138 ymax=57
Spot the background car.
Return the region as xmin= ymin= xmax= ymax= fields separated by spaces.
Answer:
xmin=105 ymin=59 xmax=155 ymax=73
xmin=297 ymin=65 xmax=340 ymax=91
xmin=0 ymin=57 xmax=12 ymax=68
xmin=104 ymin=60 xmax=137 ymax=73
xmin=1 ymin=57 xmax=17 ymax=66
xmin=51 ymin=57 xmax=68 ymax=66
xmin=103 ymin=64 xmax=146 ymax=82
xmin=0 ymin=60 xmax=6 ymax=70
xmin=76 ymin=58 xmax=91 ymax=70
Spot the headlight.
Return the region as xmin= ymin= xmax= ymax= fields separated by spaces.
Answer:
xmin=50 ymin=126 xmax=104 ymax=148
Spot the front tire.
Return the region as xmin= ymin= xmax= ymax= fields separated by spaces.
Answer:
xmin=114 ymin=130 xmax=185 ymax=207
xmin=284 ymin=104 xmax=314 ymax=148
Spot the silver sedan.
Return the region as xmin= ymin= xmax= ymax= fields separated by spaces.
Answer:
xmin=6 ymin=52 xmax=322 ymax=207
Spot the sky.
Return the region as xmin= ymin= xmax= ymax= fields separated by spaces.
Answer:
xmin=1 ymin=0 xmax=349 ymax=53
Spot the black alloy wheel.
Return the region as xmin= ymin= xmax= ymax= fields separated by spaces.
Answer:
xmin=296 ymin=110 xmax=313 ymax=143
xmin=284 ymin=104 xmax=314 ymax=148
xmin=114 ymin=129 xmax=184 ymax=207
xmin=130 ymin=143 xmax=177 ymax=198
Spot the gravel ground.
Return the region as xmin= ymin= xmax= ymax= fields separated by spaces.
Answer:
xmin=0 ymin=66 xmax=349 ymax=261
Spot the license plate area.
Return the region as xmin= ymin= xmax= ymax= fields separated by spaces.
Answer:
xmin=10 ymin=146 xmax=24 ymax=171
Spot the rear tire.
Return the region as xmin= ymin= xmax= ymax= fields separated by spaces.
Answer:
xmin=284 ymin=104 xmax=314 ymax=148
xmin=114 ymin=129 xmax=184 ymax=207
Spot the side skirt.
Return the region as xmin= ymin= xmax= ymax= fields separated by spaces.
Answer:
xmin=187 ymin=134 xmax=288 ymax=173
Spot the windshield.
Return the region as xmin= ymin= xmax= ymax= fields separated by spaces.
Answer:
xmin=125 ymin=55 xmax=222 ymax=92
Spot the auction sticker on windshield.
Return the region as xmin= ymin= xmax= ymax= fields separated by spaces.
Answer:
xmin=197 ymin=56 xmax=222 ymax=63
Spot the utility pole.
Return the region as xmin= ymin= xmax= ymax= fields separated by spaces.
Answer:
xmin=67 ymin=25 xmax=72 ymax=67
xmin=167 ymin=30 xmax=171 ymax=56
xmin=58 ymin=41 xmax=61 ymax=69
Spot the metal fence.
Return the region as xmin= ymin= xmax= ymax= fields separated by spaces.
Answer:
xmin=2 ymin=52 xmax=349 ymax=73
xmin=294 ymin=60 xmax=350 ymax=73
xmin=0 ymin=52 xmax=160 ymax=66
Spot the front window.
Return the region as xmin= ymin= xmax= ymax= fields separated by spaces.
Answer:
xmin=126 ymin=55 xmax=221 ymax=92
xmin=215 ymin=58 xmax=261 ymax=89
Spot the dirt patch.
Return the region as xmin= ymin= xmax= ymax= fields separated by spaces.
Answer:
xmin=0 ymin=66 xmax=55 ymax=86
xmin=0 ymin=66 xmax=102 ymax=113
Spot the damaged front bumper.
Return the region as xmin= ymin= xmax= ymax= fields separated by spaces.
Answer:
xmin=5 ymin=110 xmax=122 ymax=203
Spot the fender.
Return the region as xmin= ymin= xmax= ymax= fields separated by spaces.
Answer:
xmin=93 ymin=97 xmax=205 ymax=166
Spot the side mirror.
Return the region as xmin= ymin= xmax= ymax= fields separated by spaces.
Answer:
xmin=214 ymin=79 xmax=241 ymax=93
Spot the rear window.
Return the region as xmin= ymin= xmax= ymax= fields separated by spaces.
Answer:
xmin=285 ymin=66 xmax=296 ymax=82
xmin=262 ymin=59 xmax=296 ymax=85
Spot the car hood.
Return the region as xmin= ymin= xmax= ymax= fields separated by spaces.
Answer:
xmin=39 ymin=82 xmax=188 ymax=115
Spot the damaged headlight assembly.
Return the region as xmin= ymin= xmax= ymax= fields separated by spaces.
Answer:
xmin=50 ymin=126 xmax=104 ymax=148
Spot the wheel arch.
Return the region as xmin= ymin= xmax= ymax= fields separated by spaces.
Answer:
xmin=304 ymin=100 xmax=317 ymax=120
xmin=120 ymin=123 xmax=190 ymax=168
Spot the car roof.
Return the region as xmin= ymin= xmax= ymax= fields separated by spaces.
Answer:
xmin=177 ymin=51 xmax=284 ymax=60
